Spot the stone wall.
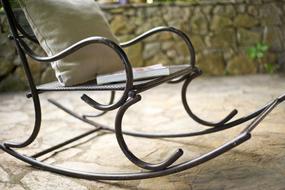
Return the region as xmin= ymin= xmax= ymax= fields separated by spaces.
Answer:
xmin=0 ymin=0 xmax=284 ymax=91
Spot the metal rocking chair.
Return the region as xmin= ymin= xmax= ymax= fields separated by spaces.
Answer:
xmin=1 ymin=0 xmax=285 ymax=180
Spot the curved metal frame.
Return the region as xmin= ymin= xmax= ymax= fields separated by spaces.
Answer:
xmin=115 ymin=93 xmax=183 ymax=171
xmin=1 ymin=0 xmax=285 ymax=181
xmin=82 ymin=91 xmax=116 ymax=118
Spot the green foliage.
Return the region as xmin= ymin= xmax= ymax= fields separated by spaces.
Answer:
xmin=247 ymin=43 xmax=269 ymax=60
xmin=247 ymin=43 xmax=278 ymax=74
xmin=264 ymin=63 xmax=277 ymax=74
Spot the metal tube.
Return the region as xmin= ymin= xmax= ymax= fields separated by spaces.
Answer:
xmin=82 ymin=91 xmax=116 ymax=118
xmin=1 ymin=0 xmax=42 ymax=149
xmin=31 ymin=128 xmax=102 ymax=158
xmin=114 ymin=93 xmax=184 ymax=171
xmin=1 ymin=132 xmax=251 ymax=180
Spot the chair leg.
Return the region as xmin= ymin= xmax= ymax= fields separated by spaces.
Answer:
xmin=181 ymin=73 xmax=238 ymax=127
xmin=114 ymin=92 xmax=183 ymax=171
xmin=181 ymin=76 xmax=270 ymax=128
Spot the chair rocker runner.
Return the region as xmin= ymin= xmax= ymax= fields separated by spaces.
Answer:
xmin=1 ymin=0 xmax=285 ymax=180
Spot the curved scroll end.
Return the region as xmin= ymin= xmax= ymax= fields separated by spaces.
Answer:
xmin=115 ymin=93 xmax=183 ymax=171
xmin=139 ymin=148 xmax=184 ymax=171
xmin=82 ymin=91 xmax=115 ymax=118
xmin=182 ymin=78 xmax=239 ymax=127
xmin=219 ymin=109 xmax=238 ymax=125
xmin=81 ymin=94 xmax=101 ymax=109
xmin=82 ymin=111 xmax=107 ymax=119
xmin=81 ymin=94 xmax=114 ymax=111
xmin=163 ymin=148 xmax=184 ymax=168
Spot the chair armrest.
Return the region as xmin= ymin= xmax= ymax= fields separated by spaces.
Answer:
xmin=18 ymin=36 xmax=134 ymax=86
xmin=120 ymin=26 xmax=196 ymax=68
xmin=19 ymin=37 xmax=128 ymax=64
xmin=18 ymin=36 xmax=134 ymax=110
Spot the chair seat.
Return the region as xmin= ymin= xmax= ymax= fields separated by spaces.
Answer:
xmin=26 ymin=67 xmax=195 ymax=98
xmin=26 ymin=79 xmax=153 ymax=98
xmin=38 ymin=80 xmax=127 ymax=91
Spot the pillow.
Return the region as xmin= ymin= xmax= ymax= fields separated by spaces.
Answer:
xmin=18 ymin=0 xmax=123 ymax=86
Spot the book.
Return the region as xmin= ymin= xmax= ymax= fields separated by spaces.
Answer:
xmin=96 ymin=64 xmax=189 ymax=85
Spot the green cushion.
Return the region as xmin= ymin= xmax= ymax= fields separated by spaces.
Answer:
xmin=19 ymin=0 xmax=122 ymax=86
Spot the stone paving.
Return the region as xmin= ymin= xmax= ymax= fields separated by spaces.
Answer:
xmin=1 ymin=75 xmax=285 ymax=190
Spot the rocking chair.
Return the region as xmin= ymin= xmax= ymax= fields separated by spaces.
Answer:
xmin=1 ymin=0 xmax=284 ymax=181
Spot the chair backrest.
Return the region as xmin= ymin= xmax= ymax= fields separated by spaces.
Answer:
xmin=1 ymin=0 xmax=37 ymax=43
xmin=1 ymin=0 xmax=41 ymax=98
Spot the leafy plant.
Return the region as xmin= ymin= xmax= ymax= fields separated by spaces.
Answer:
xmin=247 ymin=43 xmax=269 ymax=60
xmin=264 ymin=63 xmax=277 ymax=74
xmin=247 ymin=43 xmax=277 ymax=74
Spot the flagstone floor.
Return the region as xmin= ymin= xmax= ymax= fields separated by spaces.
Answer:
xmin=1 ymin=75 xmax=285 ymax=190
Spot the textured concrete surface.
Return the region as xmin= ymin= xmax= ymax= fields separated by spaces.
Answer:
xmin=1 ymin=75 xmax=285 ymax=190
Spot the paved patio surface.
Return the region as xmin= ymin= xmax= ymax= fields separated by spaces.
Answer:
xmin=1 ymin=75 xmax=285 ymax=190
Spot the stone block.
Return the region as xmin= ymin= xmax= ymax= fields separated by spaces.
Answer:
xmin=264 ymin=26 xmax=284 ymax=52
xmin=227 ymin=53 xmax=257 ymax=75
xmin=206 ymin=28 xmax=236 ymax=49
xmin=247 ymin=5 xmax=259 ymax=17
xmin=166 ymin=49 xmax=178 ymax=59
xmin=190 ymin=9 xmax=208 ymax=35
xmin=176 ymin=41 xmax=190 ymax=57
xmin=136 ymin=21 xmax=154 ymax=35
xmin=125 ymin=42 xmax=144 ymax=67
xmin=159 ymin=32 xmax=173 ymax=41
xmin=161 ymin=41 xmax=175 ymax=51
xmin=110 ymin=15 xmax=127 ymax=35
xmin=260 ymin=4 xmax=282 ymax=26
xmin=0 ymin=16 xmax=9 ymax=33
xmin=234 ymin=14 xmax=259 ymax=28
xmin=163 ymin=6 xmax=191 ymax=21
xmin=237 ymin=4 xmax=246 ymax=14
xmin=238 ymin=28 xmax=262 ymax=47
xmin=0 ymin=32 xmax=10 ymax=45
xmin=143 ymin=42 xmax=161 ymax=60
xmin=0 ymin=58 xmax=15 ymax=77
xmin=15 ymin=57 xmax=43 ymax=85
xmin=0 ymin=74 xmax=27 ymax=92
xmin=189 ymin=35 xmax=206 ymax=52
xmin=197 ymin=51 xmax=225 ymax=75
xmin=211 ymin=15 xmax=233 ymax=32
xmin=145 ymin=53 xmax=171 ymax=66
xmin=0 ymin=35 xmax=16 ymax=59
xmin=213 ymin=4 xmax=236 ymax=18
